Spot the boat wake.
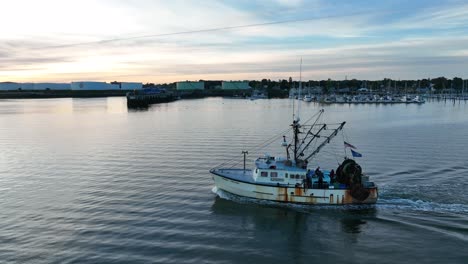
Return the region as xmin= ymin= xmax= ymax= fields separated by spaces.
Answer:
xmin=377 ymin=198 xmax=468 ymax=214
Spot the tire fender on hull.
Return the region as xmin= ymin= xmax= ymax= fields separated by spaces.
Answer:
xmin=336 ymin=159 xmax=369 ymax=201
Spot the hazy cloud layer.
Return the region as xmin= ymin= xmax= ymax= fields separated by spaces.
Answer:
xmin=0 ymin=0 xmax=467 ymax=82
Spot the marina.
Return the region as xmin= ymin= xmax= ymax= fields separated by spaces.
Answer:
xmin=299 ymin=94 xmax=426 ymax=104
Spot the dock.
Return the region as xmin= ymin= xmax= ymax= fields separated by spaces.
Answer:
xmin=126 ymin=89 xmax=176 ymax=108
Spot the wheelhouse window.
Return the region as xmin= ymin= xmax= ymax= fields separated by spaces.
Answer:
xmin=285 ymin=173 xmax=288 ymax=178
xmin=270 ymin=172 xmax=278 ymax=178
xmin=260 ymin=171 xmax=268 ymax=177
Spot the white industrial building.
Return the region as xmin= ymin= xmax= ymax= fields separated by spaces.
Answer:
xmin=221 ymin=81 xmax=251 ymax=90
xmin=33 ymin=83 xmax=70 ymax=90
xmin=71 ymin=82 xmax=120 ymax=90
xmin=0 ymin=82 xmax=22 ymax=90
xmin=71 ymin=81 xmax=142 ymax=90
xmin=0 ymin=82 xmax=68 ymax=90
xmin=0 ymin=81 xmax=142 ymax=91
xmin=3 ymin=82 xmax=34 ymax=90
xmin=176 ymin=81 xmax=205 ymax=91
xmin=120 ymin=82 xmax=143 ymax=90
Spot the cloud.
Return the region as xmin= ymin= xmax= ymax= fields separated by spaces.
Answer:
xmin=274 ymin=0 xmax=305 ymax=8
xmin=390 ymin=2 xmax=468 ymax=30
xmin=1 ymin=0 xmax=468 ymax=82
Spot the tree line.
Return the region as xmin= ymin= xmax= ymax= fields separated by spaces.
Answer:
xmin=143 ymin=76 xmax=467 ymax=94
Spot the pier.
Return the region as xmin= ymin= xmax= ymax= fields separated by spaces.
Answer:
xmin=126 ymin=89 xmax=176 ymax=108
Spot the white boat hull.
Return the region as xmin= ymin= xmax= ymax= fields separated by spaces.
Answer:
xmin=212 ymin=174 xmax=378 ymax=205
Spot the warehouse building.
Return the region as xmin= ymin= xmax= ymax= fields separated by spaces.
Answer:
xmin=7 ymin=82 xmax=34 ymax=90
xmin=176 ymin=81 xmax=205 ymax=91
xmin=33 ymin=83 xmax=70 ymax=90
xmin=120 ymin=82 xmax=143 ymax=90
xmin=71 ymin=82 xmax=120 ymax=90
xmin=221 ymin=81 xmax=251 ymax=90
xmin=0 ymin=82 xmax=22 ymax=90
xmin=0 ymin=82 xmax=62 ymax=90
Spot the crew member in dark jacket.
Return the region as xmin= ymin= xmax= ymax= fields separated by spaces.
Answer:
xmin=315 ymin=167 xmax=324 ymax=189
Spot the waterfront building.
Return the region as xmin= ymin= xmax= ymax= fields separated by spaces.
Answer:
xmin=71 ymin=82 xmax=119 ymax=90
xmin=0 ymin=82 xmax=67 ymax=90
xmin=0 ymin=82 xmax=23 ymax=90
xmin=33 ymin=83 xmax=70 ymax=90
xmin=221 ymin=81 xmax=251 ymax=90
xmin=176 ymin=81 xmax=205 ymax=91
xmin=120 ymin=82 xmax=143 ymax=90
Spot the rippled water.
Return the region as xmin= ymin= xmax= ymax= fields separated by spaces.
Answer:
xmin=0 ymin=97 xmax=467 ymax=263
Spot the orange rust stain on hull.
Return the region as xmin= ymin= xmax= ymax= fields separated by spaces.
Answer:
xmin=294 ymin=186 xmax=304 ymax=196
xmin=278 ymin=186 xmax=289 ymax=202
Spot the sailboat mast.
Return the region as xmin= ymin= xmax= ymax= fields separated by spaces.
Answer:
xmin=297 ymin=58 xmax=302 ymax=122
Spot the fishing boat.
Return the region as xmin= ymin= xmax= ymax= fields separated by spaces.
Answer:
xmin=210 ymin=68 xmax=378 ymax=205
xmin=210 ymin=110 xmax=378 ymax=205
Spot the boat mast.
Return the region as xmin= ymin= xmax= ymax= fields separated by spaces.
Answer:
xmin=293 ymin=119 xmax=299 ymax=162
xmin=293 ymin=59 xmax=303 ymax=162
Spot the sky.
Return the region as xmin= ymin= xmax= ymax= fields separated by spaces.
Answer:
xmin=0 ymin=0 xmax=467 ymax=83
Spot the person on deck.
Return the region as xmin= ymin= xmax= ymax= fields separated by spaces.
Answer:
xmin=315 ymin=167 xmax=324 ymax=189
xmin=306 ymin=170 xmax=312 ymax=189
xmin=329 ymin=169 xmax=335 ymax=184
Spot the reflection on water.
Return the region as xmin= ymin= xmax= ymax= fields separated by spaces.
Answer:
xmin=0 ymin=97 xmax=129 ymax=114
xmin=0 ymin=97 xmax=467 ymax=264
xmin=211 ymin=192 xmax=376 ymax=235
xmin=340 ymin=211 xmax=374 ymax=234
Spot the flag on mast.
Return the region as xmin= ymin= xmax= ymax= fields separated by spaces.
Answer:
xmin=351 ymin=149 xmax=362 ymax=158
xmin=344 ymin=141 xmax=357 ymax=149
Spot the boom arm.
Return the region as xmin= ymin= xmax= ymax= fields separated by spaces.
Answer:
xmin=298 ymin=124 xmax=327 ymax=157
xmin=304 ymin=122 xmax=346 ymax=161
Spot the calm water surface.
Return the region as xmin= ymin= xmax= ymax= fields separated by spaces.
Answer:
xmin=0 ymin=97 xmax=467 ymax=263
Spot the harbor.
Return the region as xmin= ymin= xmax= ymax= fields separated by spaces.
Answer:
xmin=0 ymin=97 xmax=466 ymax=263
xmin=2 ymin=0 xmax=468 ymax=262
xmin=5 ymin=78 xmax=468 ymax=108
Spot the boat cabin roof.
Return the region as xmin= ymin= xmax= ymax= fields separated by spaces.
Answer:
xmin=255 ymin=156 xmax=306 ymax=172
